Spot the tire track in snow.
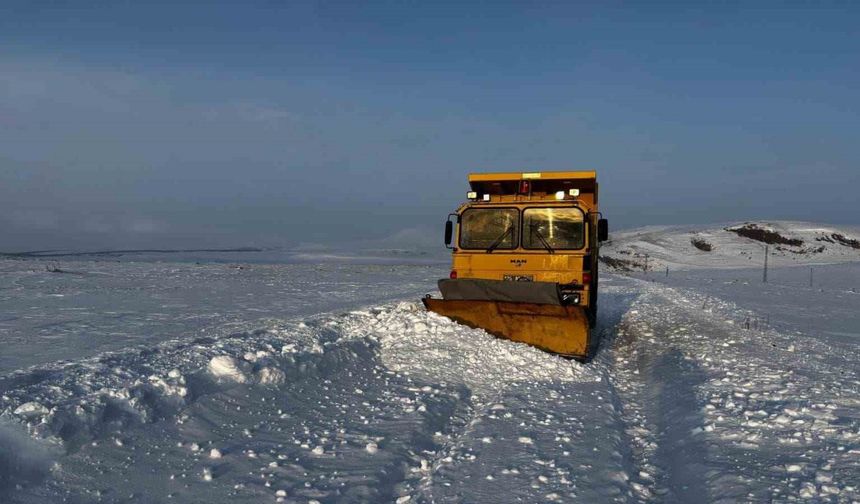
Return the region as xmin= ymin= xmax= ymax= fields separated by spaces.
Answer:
xmin=602 ymin=276 xmax=860 ymax=502
xmin=584 ymin=279 xmax=661 ymax=503
xmin=601 ymin=278 xmax=758 ymax=503
xmin=598 ymin=287 xmax=713 ymax=503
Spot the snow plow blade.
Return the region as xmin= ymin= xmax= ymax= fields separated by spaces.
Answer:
xmin=422 ymin=297 xmax=591 ymax=358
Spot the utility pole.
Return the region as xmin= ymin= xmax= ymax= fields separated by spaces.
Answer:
xmin=763 ymin=245 xmax=768 ymax=283
xmin=809 ymin=267 xmax=813 ymax=288
xmin=666 ymin=265 xmax=669 ymax=277
xmin=644 ymin=254 xmax=649 ymax=273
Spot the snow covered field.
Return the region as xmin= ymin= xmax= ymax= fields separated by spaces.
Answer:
xmin=1 ymin=231 xmax=859 ymax=503
xmin=0 ymin=258 xmax=441 ymax=374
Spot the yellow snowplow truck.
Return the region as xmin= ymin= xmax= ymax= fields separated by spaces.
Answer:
xmin=423 ymin=171 xmax=608 ymax=359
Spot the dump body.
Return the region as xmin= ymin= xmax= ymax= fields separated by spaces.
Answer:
xmin=422 ymin=171 xmax=607 ymax=359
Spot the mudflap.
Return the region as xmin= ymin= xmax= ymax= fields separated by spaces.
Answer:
xmin=422 ymin=297 xmax=591 ymax=359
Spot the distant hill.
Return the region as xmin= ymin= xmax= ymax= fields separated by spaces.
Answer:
xmin=601 ymin=221 xmax=860 ymax=271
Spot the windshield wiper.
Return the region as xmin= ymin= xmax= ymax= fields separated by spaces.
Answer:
xmin=486 ymin=225 xmax=514 ymax=253
xmin=530 ymin=225 xmax=555 ymax=254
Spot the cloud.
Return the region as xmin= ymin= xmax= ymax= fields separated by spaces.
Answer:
xmin=4 ymin=52 xmax=858 ymax=251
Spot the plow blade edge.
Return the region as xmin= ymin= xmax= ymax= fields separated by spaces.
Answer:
xmin=421 ymin=297 xmax=590 ymax=358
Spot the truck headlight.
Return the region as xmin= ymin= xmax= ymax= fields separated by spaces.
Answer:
xmin=561 ymin=293 xmax=581 ymax=305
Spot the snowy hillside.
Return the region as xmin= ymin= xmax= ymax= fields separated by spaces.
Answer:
xmin=602 ymin=221 xmax=860 ymax=271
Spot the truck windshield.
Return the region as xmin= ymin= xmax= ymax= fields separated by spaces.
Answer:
xmin=459 ymin=208 xmax=519 ymax=250
xmin=523 ymin=207 xmax=585 ymax=250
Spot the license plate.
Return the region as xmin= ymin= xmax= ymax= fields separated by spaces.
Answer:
xmin=503 ymin=274 xmax=534 ymax=282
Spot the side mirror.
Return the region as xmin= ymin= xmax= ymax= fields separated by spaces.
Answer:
xmin=444 ymin=220 xmax=453 ymax=246
xmin=598 ymin=218 xmax=609 ymax=242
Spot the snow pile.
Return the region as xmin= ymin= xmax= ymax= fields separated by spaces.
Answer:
xmin=256 ymin=366 xmax=287 ymax=385
xmin=602 ymin=220 xmax=860 ymax=271
xmin=341 ymin=302 xmax=591 ymax=398
xmin=0 ymin=322 xmax=327 ymax=448
xmin=207 ymin=355 xmax=249 ymax=383
xmin=0 ymin=297 xmax=606 ymax=503
xmin=12 ymin=402 xmax=50 ymax=418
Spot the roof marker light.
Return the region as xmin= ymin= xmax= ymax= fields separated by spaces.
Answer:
xmin=555 ymin=191 xmax=566 ymax=200
xmin=519 ymin=180 xmax=530 ymax=194
xmin=569 ymin=189 xmax=580 ymax=197
xmin=467 ymin=191 xmax=477 ymax=200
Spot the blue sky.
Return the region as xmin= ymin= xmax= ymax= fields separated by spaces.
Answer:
xmin=1 ymin=1 xmax=858 ymax=250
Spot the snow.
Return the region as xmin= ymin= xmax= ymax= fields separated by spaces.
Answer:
xmin=1 ymin=234 xmax=859 ymax=502
xmin=0 ymin=260 xmax=441 ymax=374
xmin=12 ymin=402 xmax=49 ymax=417
xmin=603 ymin=220 xmax=860 ymax=271
xmin=256 ymin=366 xmax=286 ymax=385
xmin=207 ymin=355 xmax=249 ymax=383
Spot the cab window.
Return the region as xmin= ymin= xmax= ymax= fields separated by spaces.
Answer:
xmin=459 ymin=208 xmax=519 ymax=250
xmin=522 ymin=207 xmax=585 ymax=250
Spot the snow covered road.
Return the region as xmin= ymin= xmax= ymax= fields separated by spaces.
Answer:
xmin=1 ymin=260 xmax=859 ymax=503
xmin=602 ymin=278 xmax=860 ymax=502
